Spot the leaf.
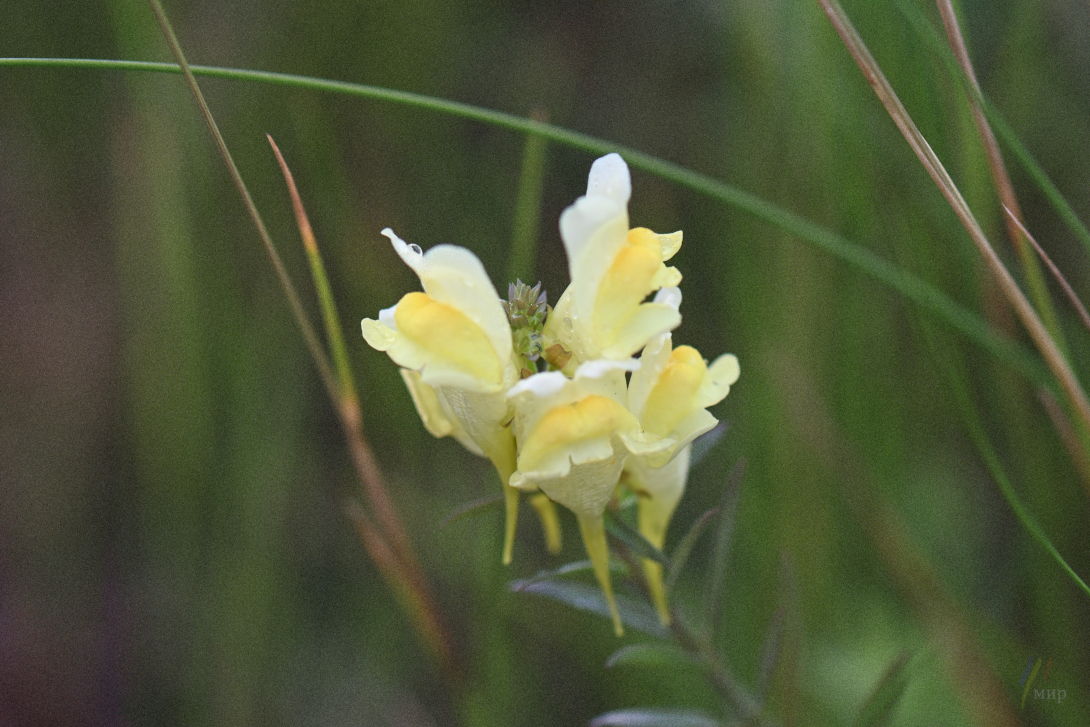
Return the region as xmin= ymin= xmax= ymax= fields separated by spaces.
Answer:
xmin=605 ymin=643 xmax=696 ymax=669
xmin=606 ymin=509 xmax=669 ymax=566
xmin=688 ymin=422 xmax=729 ymax=469
xmin=589 ymin=708 xmax=722 ymax=727
xmin=757 ymin=554 xmax=798 ymax=700
xmin=755 ymin=605 xmax=786 ymax=701
xmin=665 ymin=507 xmax=719 ymax=593
xmin=509 ymin=578 xmax=669 ymax=638
xmin=703 ymin=458 xmax=746 ymax=635
xmin=509 ymin=560 xmax=597 ymax=591
xmin=851 ymin=651 xmax=912 ymax=727
xmin=438 ymin=493 xmax=504 ymax=529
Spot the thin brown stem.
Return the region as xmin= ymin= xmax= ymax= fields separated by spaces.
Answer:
xmin=145 ymin=0 xmax=338 ymax=403
xmin=818 ymin=0 xmax=1090 ymax=455
xmin=935 ymin=0 xmax=1064 ymax=349
xmin=1004 ymin=207 xmax=1090 ymax=336
xmin=148 ymin=0 xmax=460 ymax=688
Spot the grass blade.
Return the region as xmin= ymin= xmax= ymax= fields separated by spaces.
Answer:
xmin=507 ymin=107 xmax=549 ymax=284
xmin=590 ymin=708 xmax=722 ymax=727
xmin=819 ymin=0 xmax=1090 ymax=478
xmin=267 ymin=136 xmax=357 ymax=402
xmin=934 ymin=0 xmax=1064 ymax=351
xmin=703 ymin=459 xmax=745 ymax=637
xmin=510 ymin=578 xmax=668 ymax=638
xmin=0 ymin=57 xmax=1056 ymax=390
xmin=851 ymin=651 xmax=912 ymax=727
xmin=892 ymin=0 xmax=1090 ymax=258
xmin=606 ymin=642 xmax=697 ymax=669
xmin=665 ymin=507 xmax=719 ymax=594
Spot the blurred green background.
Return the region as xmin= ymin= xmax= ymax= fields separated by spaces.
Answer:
xmin=1 ymin=0 xmax=1088 ymax=724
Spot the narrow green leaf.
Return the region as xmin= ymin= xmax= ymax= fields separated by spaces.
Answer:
xmin=268 ymin=136 xmax=357 ymax=403
xmin=0 ymin=58 xmax=1054 ymax=391
xmin=438 ymin=493 xmax=504 ymax=530
xmin=509 ymin=559 xmax=598 ymax=590
xmin=589 ymin=708 xmax=722 ymax=727
xmin=689 ymin=422 xmax=729 ymax=470
xmin=665 ymin=507 xmax=719 ymax=594
xmin=755 ymin=605 xmax=786 ymax=701
xmin=509 ymin=579 xmax=668 ymax=638
xmin=606 ymin=509 xmax=670 ymax=567
xmin=703 ymin=459 xmax=746 ymax=636
xmin=952 ymin=368 xmax=1090 ymax=598
xmin=605 ymin=643 xmax=697 ymax=669
xmin=851 ymin=652 xmax=912 ymax=727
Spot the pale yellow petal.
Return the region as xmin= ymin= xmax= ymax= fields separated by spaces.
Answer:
xmin=578 ymin=513 xmax=623 ymax=636
xmin=641 ymin=346 xmax=707 ymax=437
xmin=399 ymin=369 xmax=484 ymax=455
xmin=630 ymin=446 xmax=691 ymax=625
xmin=380 ymin=229 xmax=515 ymax=387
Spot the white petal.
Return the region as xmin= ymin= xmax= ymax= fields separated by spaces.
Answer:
xmin=382 ymin=228 xmax=514 ymax=383
xmin=378 ymin=304 xmax=398 ymax=330
xmin=653 ymin=286 xmax=682 ymax=309
xmin=586 ymin=153 xmax=631 ymax=205
xmin=507 ymin=370 xmax=568 ymax=399
xmin=574 ymin=358 xmax=639 ymax=380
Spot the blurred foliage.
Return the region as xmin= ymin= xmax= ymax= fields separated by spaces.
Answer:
xmin=2 ymin=0 xmax=1089 ymax=725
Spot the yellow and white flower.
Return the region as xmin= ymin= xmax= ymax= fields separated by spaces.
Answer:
xmin=622 ymin=286 xmax=740 ymax=622
xmin=543 ymin=153 xmax=683 ymax=368
xmin=507 ymin=361 xmax=641 ymax=635
xmin=361 ymin=229 xmax=530 ymax=564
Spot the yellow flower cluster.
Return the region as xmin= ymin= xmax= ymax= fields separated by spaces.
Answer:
xmin=362 ymin=154 xmax=739 ymax=634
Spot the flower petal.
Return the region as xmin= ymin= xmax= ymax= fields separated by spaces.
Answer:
xmin=626 ymin=446 xmax=691 ymax=625
xmin=399 ymin=369 xmax=484 ymax=456
xmin=551 ymin=155 xmax=683 ymax=363
xmin=508 ymin=365 xmax=639 ymax=518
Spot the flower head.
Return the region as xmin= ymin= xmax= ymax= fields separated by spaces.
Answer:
xmin=362 ymin=154 xmax=739 ymax=635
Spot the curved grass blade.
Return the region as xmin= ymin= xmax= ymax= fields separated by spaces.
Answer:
xmin=268 ymin=135 xmax=357 ymax=403
xmin=819 ymin=0 xmax=1090 ymax=475
xmin=851 ymin=651 xmax=912 ymax=727
xmin=141 ymin=2 xmax=460 ymax=683
xmin=510 ymin=578 xmax=668 ymax=638
xmin=933 ymin=0 xmax=1063 ymax=352
xmin=0 ymin=57 xmax=1052 ymax=391
xmin=952 ymin=371 xmax=1090 ymax=598
xmin=893 ymin=0 xmax=1090 ymax=258
xmin=665 ymin=507 xmax=719 ymax=594
xmin=703 ymin=459 xmax=745 ymax=636
xmin=590 ymin=708 xmax=722 ymax=727
xmin=606 ymin=642 xmax=697 ymax=669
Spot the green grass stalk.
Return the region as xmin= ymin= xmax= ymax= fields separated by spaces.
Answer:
xmin=935 ymin=0 xmax=1065 ymax=353
xmin=507 ymin=107 xmax=549 ymax=285
xmin=144 ymin=0 xmax=460 ymax=686
xmin=1 ymin=56 xmax=1055 ymax=392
